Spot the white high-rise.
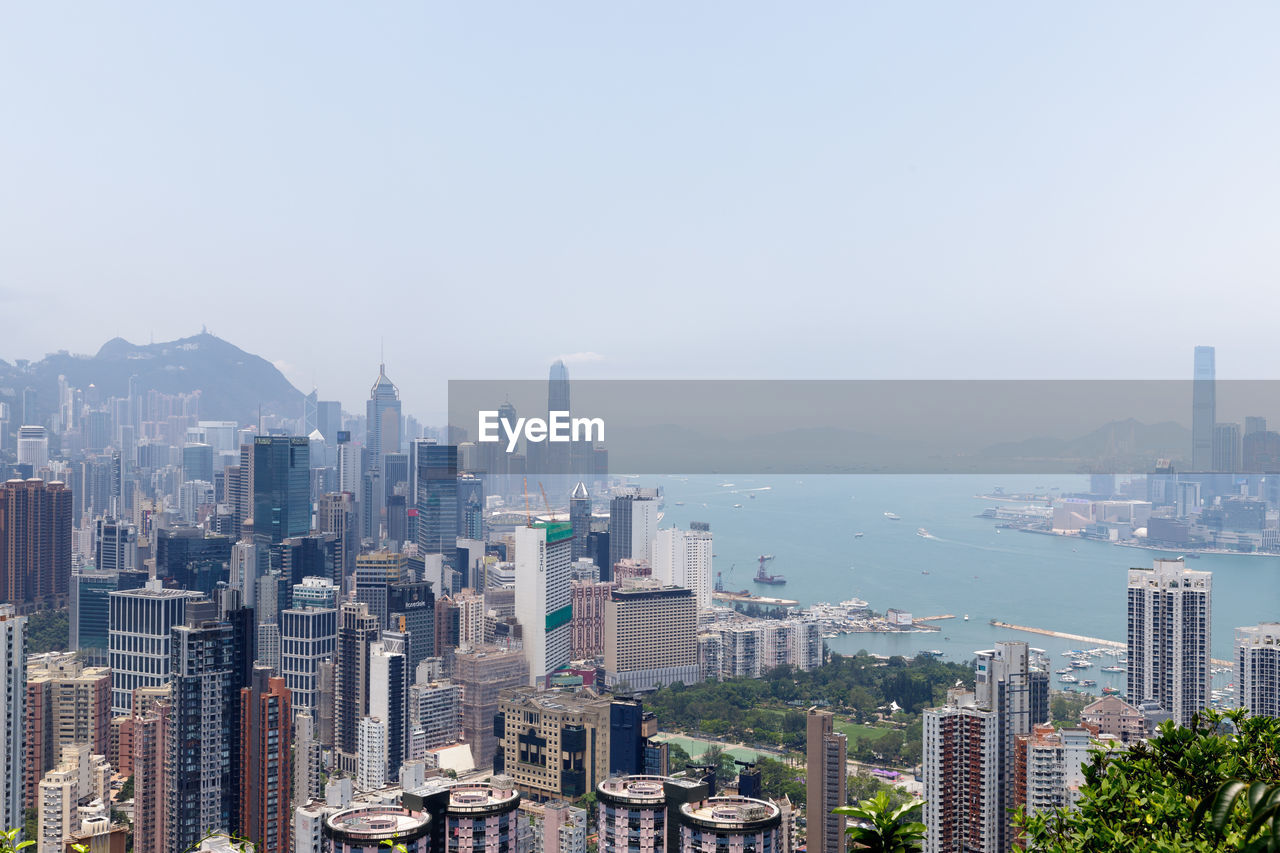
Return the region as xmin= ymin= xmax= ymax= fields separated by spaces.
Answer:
xmin=1127 ymin=559 xmax=1212 ymax=727
xmin=356 ymin=716 xmax=388 ymax=792
xmin=0 ymin=606 xmax=26 ymax=835
xmin=515 ymin=522 xmax=573 ymax=687
xmin=652 ymin=526 xmax=713 ymax=610
xmin=1236 ymin=623 xmax=1280 ymax=719
xmin=17 ymin=425 xmax=49 ymax=471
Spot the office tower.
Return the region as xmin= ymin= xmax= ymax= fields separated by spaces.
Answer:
xmin=569 ymin=483 xmax=591 ymax=561
xmin=384 ymin=451 xmax=409 ymax=497
xmin=252 ymin=436 xmax=311 ymax=544
xmin=280 ymin=594 xmax=339 ymax=722
xmin=0 ymin=478 xmax=72 ymax=610
xmin=367 ymin=364 xmax=403 ymax=470
xmin=408 ymin=680 xmax=461 ymax=752
xmin=182 ymin=442 xmax=214 ymax=483
xmin=1237 ymin=623 xmax=1280 ymax=719
xmin=458 ymin=474 xmax=484 ymax=545
xmin=92 ymin=518 xmax=136 ymax=574
xmin=334 ymin=601 xmax=379 ymax=774
xmin=321 ymin=805 xmax=431 ymax=853
xmin=607 ymin=488 xmax=659 ymax=582
xmin=416 ymin=444 xmax=458 ymax=567
xmin=0 ymin=606 xmax=26 ymax=834
xmin=923 ymin=642 xmax=1048 ymax=853
xmin=24 ymin=654 xmax=110 ymax=809
xmin=515 ymin=522 xmax=573 ymax=687
xmin=494 ymin=687 xmax=613 ymax=799
xmin=36 ymin=744 xmax=112 ymax=853
xmin=603 ymin=581 xmax=698 ymax=690
xmin=1246 ymin=416 xmax=1268 ymax=436
xmin=454 ymin=646 xmax=529 ymax=770
xmin=356 ymin=716 xmax=389 ymax=791
xmin=316 ymin=401 xmax=342 ymax=446
xmin=317 ymin=491 xmax=358 ymax=581
xmin=571 ymin=580 xmax=613 ymax=660
xmin=354 ymin=550 xmax=407 ymax=629
xmin=607 ymin=698 xmax=663 ymax=778
xmin=256 ymin=572 xmax=282 ymax=671
xmin=652 ymin=525 xmax=713 ymax=610
xmin=108 ymin=582 xmax=203 ymax=715
xmin=279 ymin=533 xmax=340 ymax=596
xmin=805 ymin=709 xmax=847 ymax=853
xmin=389 ymin=580 xmax=436 ymax=673
xmin=70 ymin=569 xmax=145 ymax=664
xmin=240 ymin=666 xmax=292 ymax=853
xmin=370 ymin=638 xmax=409 ymax=782
xmin=155 ymin=526 xmax=232 ymax=596
xmin=1192 ymin=346 xmax=1216 ymax=470
xmin=1212 ymin=422 xmax=1242 ymax=473
xmin=17 ymin=426 xmax=49 ymax=471
xmin=1128 ymin=559 xmax=1212 ymax=727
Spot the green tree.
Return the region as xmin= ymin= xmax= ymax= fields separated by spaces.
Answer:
xmin=0 ymin=827 xmax=33 ymax=852
xmin=834 ymin=790 xmax=926 ymax=853
xmin=118 ymin=775 xmax=135 ymax=801
xmin=26 ymin=610 xmax=69 ymax=654
xmin=1018 ymin=709 xmax=1280 ymax=852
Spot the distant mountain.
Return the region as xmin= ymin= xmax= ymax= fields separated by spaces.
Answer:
xmin=979 ymin=418 xmax=1190 ymax=470
xmin=0 ymin=333 xmax=303 ymax=428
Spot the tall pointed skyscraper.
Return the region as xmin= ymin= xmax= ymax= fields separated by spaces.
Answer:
xmin=1192 ymin=346 xmax=1216 ymax=471
xmin=366 ymin=363 xmax=402 ymax=470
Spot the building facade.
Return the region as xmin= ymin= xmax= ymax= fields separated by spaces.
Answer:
xmin=1127 ymin=559 xmax=1212 ymax=727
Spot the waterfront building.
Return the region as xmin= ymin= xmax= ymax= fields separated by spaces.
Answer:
xmin=1237 ymin=623 xmax=1280 ymax=719
xmin=603 ymin=581 xmax=698 ymax=690
xmin=1127 ymin=558 xmax=1212 ymax=727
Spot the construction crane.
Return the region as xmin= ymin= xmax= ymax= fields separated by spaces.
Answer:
xmin=538 ymin=481 xmax=553 ymax=519
xmin=522 ymin=476 xmax=533 ymax=527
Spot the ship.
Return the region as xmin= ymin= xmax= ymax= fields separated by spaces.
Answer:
xmin=1059 ymin=674 xmax=1078 ymax=683
xmin=916 ymin=527 xmax=933 ymax=538
xmin=1102 ymin=686 xmax=1121 ymax=695
xmin=753 ymin=554 xmax=787 ymax=585
xmin=1079 ymin=679 xmax=1097 ymax=688
xmin=854 ymin=532 xmax=864 ymax=538
xmin=884 ymin=512 xmax=901 ymax=521
xmin=1101 ymin=664 xmax=1125 ymax=673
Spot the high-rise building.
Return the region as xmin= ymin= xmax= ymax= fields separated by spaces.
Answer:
xmin=0 ymin=478 xmax=72 ymax=611
xmin=678 ymin=795 xmax=783 ymax=853
xmin=321 ymin=805 xmax=431 ymax=853
xmin=652 ymin=525 xmax=713 ymax=610
xmin=108 ymin=582 xmax=204 ymax=715
xmin=1013 ymin=723 xmax=1123 ymax=827
xmin=17 ymin=426 xmax=49 ymax=472
xmin=36 ymin=744 xmax=111 ymax=853
xmin=454 ymin=646 xmax=529 ymax=769
xmin=0 ymin=606 xmax=26 ymax=834
xmin=407 ymin=780 xmax=521 ymax=853
xmin=515 ymin=522 xmax=573 ymax=686
xmin=416 ymin=444 xmax=458 ymax=568
xmin=155 ymin=526 xmax=232 ymax=597
xmin=239 ymin=666 xmax=292 ymax=853
xmin=1192 ymin=346 xmax=1216 ymax=470
xmin=280 ymin=603 xmax=337 ymax=727
xmin=334 ymin=601 xmax=379 ymax=775
xmin=494 ymin=687 xmax=613 ymax=800
xmin=607 ymin=488 xmax=659 ymax=583
xmin=251 ymin=436 xmax=311 ymax=544
xmin=569 ymin=483 xmax=591 ymax=562
xmin=805 ymin=709 xmax=846 ymax=853
xmin=356 ymin=715 xmax=389 ymax=792
xmin=407 ymin=680 xmax=461 ymax=754
xmin=129 ymin=692 xmax=169 ymax=853
xmin=92 ymin=518 xmax=136 ymax=574
xmin=354 ymin=551 xmax=408 ymax=629
xmin=543 ymin=801 xmax=587 ymax=853
xmin=1237 ymin=623 xmax=1280 ymax=719
xmin=923 ymin=642 xmax=1048 ymax=853
xmin=603 ymin=581 xmax=698 ymax=690
xmin=1212 ymin=422 xmax=1242 ymax=473
xmin=570 ymin=580 xmax=613 ymax=660
xmin=1128 ymin=559 xmax=1212 ymax=727
xmin=24 ymin=654 xmax=110 ymax=809
xmin=366 ymin=365 xmax=403 ymax=471
xmin=317 ymin=491 xmax=358 ymax=582
xmin=370 ymin=637 xmax=409 ymax=782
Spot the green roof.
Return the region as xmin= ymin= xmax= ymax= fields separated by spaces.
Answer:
xmin=534 ymin=521 xmax=574 ymax=544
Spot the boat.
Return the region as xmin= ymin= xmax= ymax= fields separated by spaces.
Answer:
xmin=1071 ymin=659 xmax=1092 ymax=669
xmin=749 ymin=494 xmax=756 ymax=499
xmin=733 ymin=504 xmax=743 ymax=508
xmin=1101 ymin=665 xmax=1125 ymax=673
xmin=674 ymin=501 xmax=685 ymax=506
xmin=884 ymin=512 xmax=901 ymax=521
xmin=752 ymin=555 xmax=787 ymax=586
xmin=1059 ymin=674 xmax=1078 ymax=683
xmin=921 ymin=570 xmax=930 ymax=575
xmin=1056 ymin=668 xmax=1072 ymax=675
xmin=916 ymin=528 xmax=932 ymax=538
xmin=1080 ymin=679 xmax=1097 ymax=688
xmin=923 ymin=650 xmax=944 ymax=657
xmin=1102 ymin=686 xmax=1121 ymax=695
xmin=963 ymin=614 xmax=970 ymax=621
xmin=854 ymin=532 xmax=864 ymax=538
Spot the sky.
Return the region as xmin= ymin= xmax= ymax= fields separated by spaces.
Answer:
xmin=3 ymin=4 xmax=1280 ymax=421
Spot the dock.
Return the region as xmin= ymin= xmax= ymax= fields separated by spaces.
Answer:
xmin=712 ymin=591 xmax=799 ymax=607
xmin=914 ymin=614 xmax=955 ymax=622
xmin=990 ymin=620 xmax=1232 ymax=667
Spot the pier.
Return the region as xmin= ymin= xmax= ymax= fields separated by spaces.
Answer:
xmin=991 ymin=620 xmax=1232 ymax=666
xmin=914 ymin=614 xmax=955 ymax=622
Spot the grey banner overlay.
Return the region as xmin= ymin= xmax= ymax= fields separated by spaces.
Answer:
xmin=448 ymin=380 xmax=1280 ymax=474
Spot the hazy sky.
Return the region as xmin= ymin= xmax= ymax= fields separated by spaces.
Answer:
xmin=4 ymin=4 xmax=1279 ymax=420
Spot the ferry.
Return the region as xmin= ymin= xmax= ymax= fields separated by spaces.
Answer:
xmin=916 ymin=528 xmax=933 ymax=538
xmin=733 ymin=504 xmax=743 ymax=508
xmin=1059 ymin=674 xmax=1078 ymax=683
xmin=884 ymin=512 xmax=902 ymax=521
xmin=854 ymin=532 xmax=864 ymax=538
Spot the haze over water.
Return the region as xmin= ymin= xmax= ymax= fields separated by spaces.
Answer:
xmin=656 ymin=474 xmax=1279 ymax=694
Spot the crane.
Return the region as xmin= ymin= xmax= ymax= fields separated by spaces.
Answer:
xmin=522 ymin=477 xmax=533 ymax=527
xmin=538 ymin=481 xmax=553 ymax=519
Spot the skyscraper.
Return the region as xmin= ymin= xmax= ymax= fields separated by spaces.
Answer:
xmin=606 ymin=488 xmax=659 ymax=583
xmin=334 ymin=601 xmax=379 ymax=774
xmin=603 ymin=582 xmax=698 ymax=690
xmin=515 ymin=521 xmax=573 ymax=686
xmin=251 ymin=436 xmax=311 ymax=544
xmin=805 ymin=709 xmax=846 ymax=853
xmin=416 ymin=444 xmax=458 ymax=570
xmin=24 ymin=654 xmax=110 ymax=810
xmin=239 ymin=666 xmax=292 ymax=853
xmin=1192 ymin=346 xmax=1216 ymax=470
xmin=1128 ymin=559 xmax=1212 ymax=727
xmin=1212 ymin=422 xmax=1242 ymax=473
xmin=652 ymin=525 xmax=713 ymax=611
xmin=369 ymin=637 xmax=409 ymax=782
xmin=0 ymin=606 xmax=26 ymax=835
xmin=108 ymin=582 xmax=204 ymax=716
xmin=569 ymin=482 xmax=591 ymax=561
xmin=1236 ymin=623 xmax=1280 ymax=719
xmin=0 ymin=478 xmax=72 ymax=611
xmin=280 ymin=592 xmax=337 ymax=725
xmin=923 ymin=642 xmax=1048 ymax=853
xmin=366 ymin=364 xmax=402 ymax=471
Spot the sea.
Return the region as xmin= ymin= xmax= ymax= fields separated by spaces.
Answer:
xmin=652 ymin=474 xmax=1280 ymax=699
